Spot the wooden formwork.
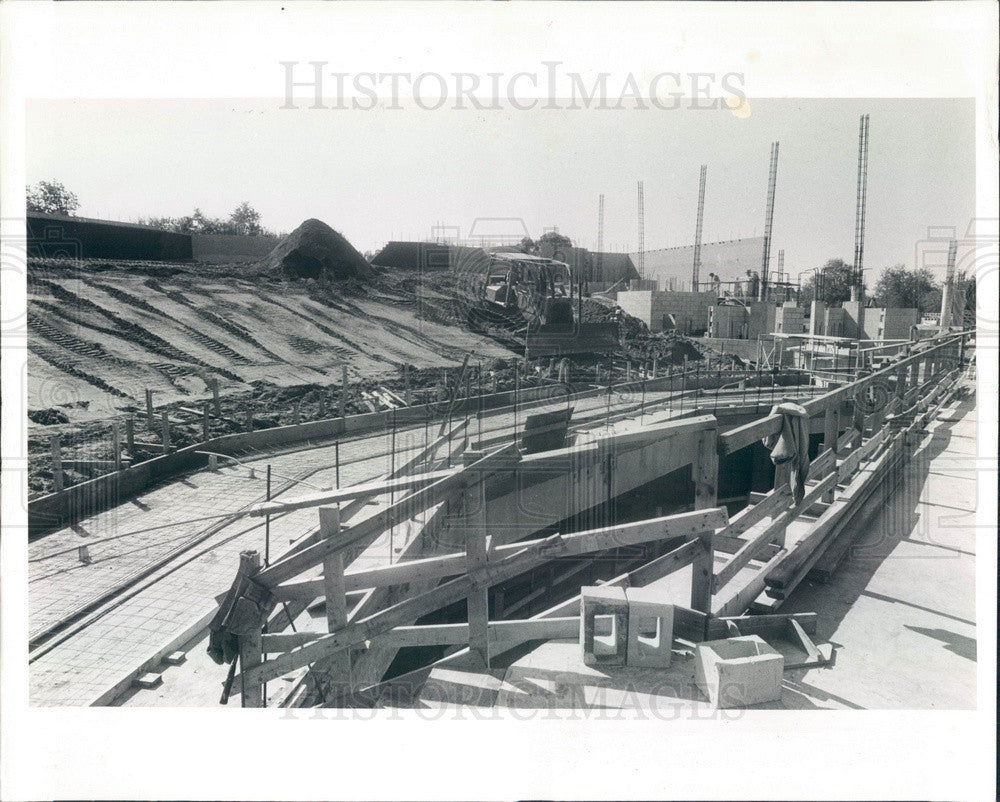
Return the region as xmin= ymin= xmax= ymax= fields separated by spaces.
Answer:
xmin=206 ymin=332 xmax=972 ymax=707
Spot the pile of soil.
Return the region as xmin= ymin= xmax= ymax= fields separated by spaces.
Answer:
xmin=580 ymin=297 xmax=648 ymax=340
xmin=263 ymin=219 xmax=374 ymax=281
xmin=622 ymin=332 xmax=705 ymax=366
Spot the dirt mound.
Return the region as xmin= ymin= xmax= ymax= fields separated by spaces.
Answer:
xmin=263 ymin=219 xmax=373 ymax=281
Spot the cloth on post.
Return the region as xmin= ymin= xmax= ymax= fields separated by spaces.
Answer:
xmin=761 ymin=402 xmax=811 ymax=504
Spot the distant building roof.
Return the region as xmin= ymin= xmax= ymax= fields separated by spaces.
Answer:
xmin=26 ymin=210 xmax=179 ymax=234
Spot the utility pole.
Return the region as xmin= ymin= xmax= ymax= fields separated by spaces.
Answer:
xmin=692 ymin=165 xmax=707 ymax=292
xmin=597 ymin=194 xmax=605 ymax=254
xmin=939 ymin=239 xmax=957 ymax=331
xmin=852 ymin=113 xmax=870 ymax=302
xmin=759 ymin=141 xmax=779 ymax=302
xmin=637 ymin=181 xmax=645 ymax=279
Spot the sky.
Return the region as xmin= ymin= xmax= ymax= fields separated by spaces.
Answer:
xmin=26 ymin=97 xmax=974 ymax=283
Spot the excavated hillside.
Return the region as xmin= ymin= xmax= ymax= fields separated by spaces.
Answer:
xmin=26 ymin=247 xmax=707 ymax=496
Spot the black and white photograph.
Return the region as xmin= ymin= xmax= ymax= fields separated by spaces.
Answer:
xmin=1 ymin=3 xmax=996 ymax=800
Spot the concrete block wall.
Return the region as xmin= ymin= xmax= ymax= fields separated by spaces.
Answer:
xmin=824 ymin=307 xmax=846 ymax=337
xmin=747 ymin=303 xmax=776 ymax=339
xmin=708 ymin=304 xmax=749 ymax=338
xmin=615 ymin=290 xmax=658 ymax=330
xmin=659 ymin=291 xmax=716 ymax=334
xmin=842 ymin=301 xmax=918 ymax=341
xmin=875 ymin=307 xmax=919 ymax=340
xmin=773 ymin=303 xmax=805 ymax=335
xmin=616 ymin=290 xmax=716 ymax=333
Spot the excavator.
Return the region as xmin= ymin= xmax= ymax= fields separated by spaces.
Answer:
xmin=467 ymin=251 xmax=619 ymax=357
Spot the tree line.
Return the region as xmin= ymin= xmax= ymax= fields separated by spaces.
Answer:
xmin=26 ymin=180 xmax=278 ymax=238
xmin=799 ymin=257 xmax=973 ymax=316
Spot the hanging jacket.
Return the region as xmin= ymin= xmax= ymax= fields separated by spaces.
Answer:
xmin=761 ymin=401 xmax=811 ymax=504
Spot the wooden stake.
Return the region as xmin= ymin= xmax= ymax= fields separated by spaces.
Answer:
xmin=822 ymin=406 xmax=839 ymax=503
xmin=161 ymin=409 xmax=171 ymax=450
xmin=145 ymin=389 xmax=154 ymax=426
xmin=690 ymin=427 xmax=718 ymax=613
xmin=125 ymin=416 xmax=135 ymax=458
xmin=320 ymin=506 xmax=351 ymax=689
xmin=293 ymin=401 xmax=301 ymax=426
xmin=50 ymin=435 xmax=64 ymax=492
xmin=340 ymin=365 xmax=348 ymax=417
xmin=466 ymin=475 xmax=490 ymax=668
xmin=202 ymin=403 xmax=210 ymax=442
xmin=245 ymin=408 xmax=253 ymax=433
xmin=112 ymin=420 xmax=121 ymax=471
xmin=236 ymin=550 xmax=264 ymax=708
xmin=210 ymin=378 xmax=221 ymax=418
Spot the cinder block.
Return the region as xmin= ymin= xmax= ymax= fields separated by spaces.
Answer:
xmin=694 ymin=635 xmax=784 ymax=708
xmin=624 ymin=587 xmax=674 ymax=668
xmin=163 ymin=651 xmax=186 ymax=666
xmin=132 ymin=672 xmax=163 ymax=690
xmin=579 ymin=585 xmax=628 ymax=666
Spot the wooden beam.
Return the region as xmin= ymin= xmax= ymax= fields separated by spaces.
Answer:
xmin=723 ymin=487 xmax=792 ymax=539
xmin=718 ymin=335 xmax=966 ymax=455
xmin=690 ymin=428 xmax=718 ymax=612
xmin=271 ymin=507 xmax=729 ymax=602
xmin=243 ymin=536 xmax=555 ymax=686
xmin=243 ymin=506 xmax=724 ymax=687
xmin=705 ymin=611 xmax=818 ymax=640
xmin=319 ymin=507 xmax=351 ymax=685
xmin=255 ymin=444 xmax=520 ymax=587
xmin=248 ymin=468 xmax=457 ymax=517
xmin=713 ymin=471 xmax=838 ymax=593
xmin=466 ymin=474 xmax=490 ymax=667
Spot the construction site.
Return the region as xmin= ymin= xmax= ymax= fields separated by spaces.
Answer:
xmin=25 ymin=113 xmax=980 ymax=714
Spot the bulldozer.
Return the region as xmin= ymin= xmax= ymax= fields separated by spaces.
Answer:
xmin=467 ymin=252 xmax=619 ymax=357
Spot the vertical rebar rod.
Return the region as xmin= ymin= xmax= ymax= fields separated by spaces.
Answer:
xmin=265 ymin=465 xmax=272 ymax=566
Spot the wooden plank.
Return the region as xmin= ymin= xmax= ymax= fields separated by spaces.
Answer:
xmin=714 ymin=546 xmax=787 ymax=618
xmin=261 ymin=631 xmax=323 ymax=652
xmin=628 ymin=537 xmax=709 ymax=587
xmin=837 ymin=425 xmax=859 ymax=451
xmin=243 ymin=536 xmax=560 ymax=686
xmin=271 ymin=507 xmax=728 ymax=602
xmin=705 ymin=611 xmax=818 ymax=640
xmin=806 ymin=448 xmax=835 ymax=481
xmin=520 ymin=407 xmax=573 ymax=454
xmin=765 ymin=448 xmax=893 ymax=592
xmin=723 ymin=487 xmax=793 ymax=539
xmin=319 ymin=507 xmax=351 ymax=687
xmin=368 ymin=617 xmax=593 ymax=649
xmin=717 ymin=335 xmax=967 ymax=455
xmin=713 ymin=472 xmax=838 ymax=593
xmin=255 ymin=444 xmax=519 ymax=587
xmin=837 ymin=426 xmax=887 ymax=481
xmin=244 ymin=504 xmax=725 ymax=687
xmin=466 ymin=475 xmax=490 ymax=667
xmin=690 ymin=428 xmax=718 ymax=613
xmin=249 ymin=468 xmax=457 ymax=517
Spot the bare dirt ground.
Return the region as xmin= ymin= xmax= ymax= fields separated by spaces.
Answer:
xmin=26 ymin=257 xmax=709 ymax=497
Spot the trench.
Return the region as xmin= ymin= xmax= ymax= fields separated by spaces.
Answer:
xmin=379 ymin=434 xmax=825 ymax=682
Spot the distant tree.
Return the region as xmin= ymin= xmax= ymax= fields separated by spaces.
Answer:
xmin=137 ymin=203 xmax=273 ymax=237
xmin=800 ymin=258 xmax=856 ymax=306
xmin=26 ymin=180 xmax=79 ymax=215
xmin=960 ymin=270 xmax=976 ymax=315
xmin=536 ymin=231 xmax=573 ymax=250
xmin=518 ymin=236 xmax=537 ymax=254
xmin=872 ymin=265 xmax=939 ymax=313
xmin=228 ymin=202 xmax=263 ymax=236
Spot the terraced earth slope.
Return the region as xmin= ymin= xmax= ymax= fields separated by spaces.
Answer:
xmin=27 ymin=259 xmax=510 ymax=426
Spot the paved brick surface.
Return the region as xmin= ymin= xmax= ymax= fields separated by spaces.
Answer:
xmin=28 ymin=381 xmax=805 ymax=706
